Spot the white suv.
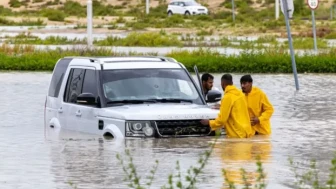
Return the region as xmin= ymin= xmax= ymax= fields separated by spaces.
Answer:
xmin=44 ymin=56 xmax=222 ymax=139
xmin=167 ymin=0 xmax=208 ymax=16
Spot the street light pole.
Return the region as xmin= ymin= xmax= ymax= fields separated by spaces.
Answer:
xmin=146 ymin=0 xmax=149 ymax=14
xmin=275 ymin=0 xmax=279 ymax=20
xmin=232 ymin=0 xmax=235 ymax=22
xmin=87 ymin=0 xmax=93 ymax=48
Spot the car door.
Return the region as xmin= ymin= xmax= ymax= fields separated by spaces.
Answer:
xmin=74 ymin=68 xmax=100 ymax=134
xmin=60 ymin=67 xmax=85 ymax=131
xmin=46 ymin=58 xmax=72 ymax=128
xmin=179 ymin=2 xmax=187 ymax=14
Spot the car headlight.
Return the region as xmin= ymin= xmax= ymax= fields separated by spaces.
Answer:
xmin=132 ymin=123 xmax=143 ymax=131
xmin=126 ymin=121 xmax=155 ymax=137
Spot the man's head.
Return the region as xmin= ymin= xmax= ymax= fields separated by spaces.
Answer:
xmin=201 ymin=73 xmax=214 ymax=93
xmin=240 ymin=74 xmax=253 ymax=93
xmin=221 ymin=74 xmax=233 ymax=91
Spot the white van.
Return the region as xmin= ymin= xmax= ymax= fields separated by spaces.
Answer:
xmin=44 ymin=56 xmax=222 ymax=139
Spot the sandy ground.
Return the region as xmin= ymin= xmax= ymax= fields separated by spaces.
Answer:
xmin=3 ymin=15 xmax=135 ymax=26
xmin=0 ymin=0 xmax=8 ymax=7
xmin=1 ymin=0 xmax=270 ymax=11
xmin=2 ymin=0 xmax=334 ymax=11
xmin=1 ymin=0 xmax=334 ymax=37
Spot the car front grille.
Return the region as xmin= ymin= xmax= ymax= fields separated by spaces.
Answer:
xmin=198 ymin=9 xmax=205 ymax=11
xmin=154 ymin=119 xmax=212 ymax=137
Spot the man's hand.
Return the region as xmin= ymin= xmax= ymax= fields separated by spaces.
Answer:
xmin=250 ymin=117 xmax=260 ymax=126
xmin=200 ymin=119 xmax=210 ymax=125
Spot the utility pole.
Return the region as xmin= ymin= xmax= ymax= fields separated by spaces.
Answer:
xmin=146 ymin=0 xmax=149 ymax=14
xmin=275 ymin=0 xmax=279 ymax=20
xmin=87 ymin=0 xmax=93 ymax=48
xmin=232 ymin=0 xmax=235 ymax=22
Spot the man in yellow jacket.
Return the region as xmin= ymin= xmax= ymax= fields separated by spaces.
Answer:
xmin=240 ymin=75 xmax=274 ymax=135
xmin=200 ymin=74 xmax=255 ymax=138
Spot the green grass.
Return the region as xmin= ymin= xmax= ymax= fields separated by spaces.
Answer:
xmin=1 ymin=44 xmax=336 ymax=73
xmin=4 ymin=31 xmax=332 ymax=49
xmin=9 ymin=0 xmax=28 ymax=8
xmin=0 ymin=17 xmax=45 ymax=26
xmin=94 ymin=32 xmax=183 ymax=47
xmin=9 ymin=34 xmax=86 ymax=45
xmin=0 ymin=44 xmax=158 ymax=71
xmin=166 ymin=48 xmax=336 ymax=73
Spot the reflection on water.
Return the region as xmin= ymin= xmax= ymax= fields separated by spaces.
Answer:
xmin=215 ymin=136 xmax=272 ymax=188
xmin=1 ymin=72 xmax=336 ymax=189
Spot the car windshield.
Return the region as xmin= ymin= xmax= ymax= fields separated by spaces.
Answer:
xmin=185 ymin=1 xmax=200 ymax=6
xmin=101 ymin=68 xmax=203 ymax=105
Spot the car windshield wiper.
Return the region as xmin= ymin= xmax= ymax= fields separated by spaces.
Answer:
xmin=106 ymin=99 xmax=157 ymax=104
xmin=148 ymin=98 xmax=193 ymax=103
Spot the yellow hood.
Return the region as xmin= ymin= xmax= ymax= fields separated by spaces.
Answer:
xmin=225 ymin=85 xmax=242 ymax=96
xmin=244 ymin=86 xmax=274 ymax=135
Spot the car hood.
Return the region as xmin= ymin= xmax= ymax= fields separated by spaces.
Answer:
xmin=98 ymin=103 xmax=218 ymax=120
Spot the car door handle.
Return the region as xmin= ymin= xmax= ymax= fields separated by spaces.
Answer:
xmin=58 ymin=107 xmax=63 ymax=113
xmin=76 ymin=110 xmax=82 ymax=117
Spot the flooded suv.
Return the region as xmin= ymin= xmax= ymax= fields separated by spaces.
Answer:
xmin=44 ymin=56 xmax=222 ymax=139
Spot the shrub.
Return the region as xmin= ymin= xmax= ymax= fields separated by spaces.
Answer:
xmin=42 ymin=9 xmax=66 ymax=21
xmin=0 ymin=6 xmax=13 ymax=16
xmin=9 ymin=0 xmax=23 ymax=8
xmin=47 ymin=12 xmax=65 ymax=21
xmin=95 ymin=32 xmax=183 ymax=47
xmin=92 ymin=0 xmax=116 ymax=16
xmin=1 ymin=45 xmax=336 ymax=73
xmin=62 ymin=0 xmax=86 ymax=17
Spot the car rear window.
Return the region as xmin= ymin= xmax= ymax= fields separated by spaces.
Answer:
xmin=48 ymin=58 xmax=72 ymax=97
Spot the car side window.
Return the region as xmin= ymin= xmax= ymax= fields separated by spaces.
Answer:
xmin=63 ymin=68 xmax=85 ymax=103
xmin=82 ymin=69 xmax=97 ymax=98
xmin=48 ymin=58 xmax=72 ymax=97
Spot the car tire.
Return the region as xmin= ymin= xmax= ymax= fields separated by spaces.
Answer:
xmin=167 ymin=11 xmax=173 ymax=17
xmin=184 ymin=11 xmax=190 ymax=16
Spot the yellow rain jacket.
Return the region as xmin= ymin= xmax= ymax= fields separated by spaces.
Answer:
xmin=244 ymin=87 xmax=274 ymax=135
xmin=209 ymin=85 xmax=255 ymax=138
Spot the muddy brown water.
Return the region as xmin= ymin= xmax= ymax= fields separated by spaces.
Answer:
xmin=1 ymin=72 xmax=336 ymax=189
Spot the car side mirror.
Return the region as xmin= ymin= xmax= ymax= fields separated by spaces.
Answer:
xmin=77 ymin=93 xmax=97 ymax=105
xmin=206 ymin=90 xmax=222 ymax=103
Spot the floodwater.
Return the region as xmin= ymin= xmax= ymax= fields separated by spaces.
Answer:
xmin=1 ymin=72 xmax=336 ymax=189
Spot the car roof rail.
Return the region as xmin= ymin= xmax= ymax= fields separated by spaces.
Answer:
xmin=64 ymin=56 xmax=99 ymax=63
xmin=63 ymin=56 xmax=179 ymax=64
xmin=97 ymin=56 xmax=179 ymax=63
xmin=137 ymin=56 xmax=178 ymax=63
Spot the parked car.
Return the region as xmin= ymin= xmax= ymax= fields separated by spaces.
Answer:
xmin=167 ymin=0 xmax=208 ymax=16
xmin=44 ymin=56 xmax=222 ymax=139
